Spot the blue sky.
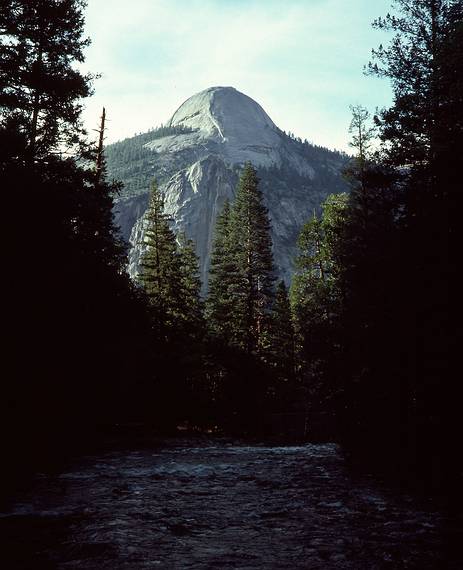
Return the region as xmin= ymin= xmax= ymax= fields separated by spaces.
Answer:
xmin=81 ymin=0 xmax=396 ymax=152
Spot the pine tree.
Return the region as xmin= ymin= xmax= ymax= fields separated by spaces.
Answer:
xmin=1 ymin=1 xmax=162 ymax=473
xmin=269 ymin=280 xmax=295 ymax=382
xmin=368 ymin=1 xmax=460 ymax=170
xmin=137 ymin=184 xmax=207 ymax=424
xmin=290 ymin=195 xmax=348 ymax=411
xmin=334 ymin=107 xmax=403 ymax=453
xmin=346 ymin=105 xmax=377 ymax=215
xmin=290 ymin=204 xmax=337 ymax=329
xmin=206 ymin=200 xmax=235 ymax=342
xmin=293 ymin=211 xmax=327 ymax=283
xmin=205 ymin=166 xmax=276 ymax=423
xmin=228 ymin=162 xmax=275 ymax=353
xmin=84 ymin=107 xmax=126 ymax=272
xmin=177 ymin=234 xmax=204 ymax=338
xmin=138 ymin=181 xmax=182 ymax=339
xmin=0 ymin=0 xmax=93 ymax=163
xmin=290 ymin=211 xmax=331 ymax=377
xmin=348 ymin=105 xmax=376 ymax=166
xmin=335 ymin=0 xmax=463 ymax=486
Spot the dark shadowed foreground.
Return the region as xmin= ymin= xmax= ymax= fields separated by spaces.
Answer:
xmin=1 ymin=440 xmax=461 ymax=569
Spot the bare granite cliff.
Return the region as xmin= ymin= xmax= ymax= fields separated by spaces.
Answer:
xmin=107 ymin=86 xmax=348 ymax=290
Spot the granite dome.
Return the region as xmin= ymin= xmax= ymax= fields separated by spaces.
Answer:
xmin=106 ymin=87 xmax=348 ymax=290
xmin=145 ymin=86 xmax=313 ymax=176
xmin=169 ymin=86 xmax=276 ymax=139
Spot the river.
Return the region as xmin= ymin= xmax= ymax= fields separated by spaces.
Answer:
xmin=1 ymin=439 xmax=461 ymax=568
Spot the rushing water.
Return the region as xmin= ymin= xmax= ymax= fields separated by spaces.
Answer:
xmin=1 ymin=440 xmax=461 ymax=569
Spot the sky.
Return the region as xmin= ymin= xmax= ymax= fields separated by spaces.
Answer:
xmin=81 ymin=0 xmax=396 ymax=152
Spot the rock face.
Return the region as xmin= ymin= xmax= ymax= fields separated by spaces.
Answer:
xmin=107 ymin=86 xmax=348 ymax=290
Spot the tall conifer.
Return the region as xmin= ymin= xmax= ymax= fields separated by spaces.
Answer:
xmin=138 ymin=181 xmax=182 ymax=338
xmin=269 ymin=280 xmax=295 ymax=382
xmin=139 ymin=183 xmax=204 ymax=341
xmin=335 ymin=0 xmax=462 ymax=485
xmin=206 ymin=200 xmax=235 ymax=342
xmin=228 ymin=163 xmax=275 ymax=353
xmin=1 ymin=1 xmax=159 ymax=468
xmin=0 ymin=0 xmax=93 ymax=162
xmin=290 ymin=195 xmax=348 ymax=410
xmin=177 ymin=234 xmax=204 ymax=338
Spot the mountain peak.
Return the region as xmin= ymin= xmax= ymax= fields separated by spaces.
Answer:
xmin=168 ymin=86 xmax=276 ymax=141
xmin=107 ymin=86 xmax=348 ymax=290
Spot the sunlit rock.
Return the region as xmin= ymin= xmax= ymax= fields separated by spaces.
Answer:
xmin=108 ymin=86 xmax=348 ymax=290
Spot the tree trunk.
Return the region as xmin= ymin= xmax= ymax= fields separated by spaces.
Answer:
xmin=95 ymin=107 xmax=106 ymax=186
xmin=29 ymin=43 xmax=43 ymax=162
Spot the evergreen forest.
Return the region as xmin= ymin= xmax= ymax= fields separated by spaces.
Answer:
xmin=2 ymin=0 xmax=461 ymax=517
